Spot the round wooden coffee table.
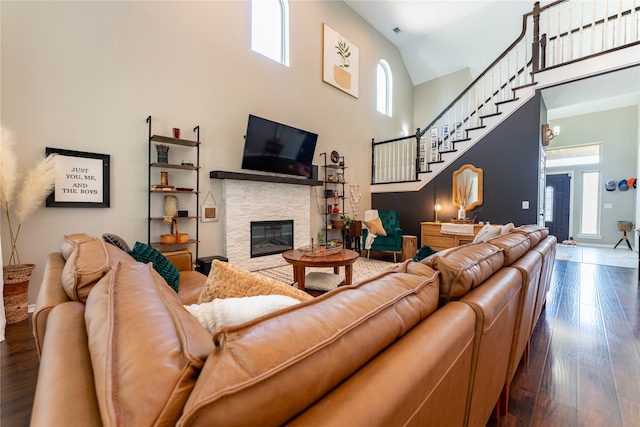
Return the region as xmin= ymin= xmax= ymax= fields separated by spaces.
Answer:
xmin=282 ymin=248 xmax=359 ymax=290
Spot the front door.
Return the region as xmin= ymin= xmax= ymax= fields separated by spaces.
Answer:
xmin=545 ymin=173 xmax=571 ymax=242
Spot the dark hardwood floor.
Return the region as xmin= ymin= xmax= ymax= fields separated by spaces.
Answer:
xmin=488 ymin=260 xmax=640 ymax=426
xmin=1 ymin=314 xmax=38 ymax=426
xmin=2 ymin=260 xmax=639 ymax=426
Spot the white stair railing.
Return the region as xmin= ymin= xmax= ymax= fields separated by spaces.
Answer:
xmin=372 ymin=0 xmax=640 ymax=186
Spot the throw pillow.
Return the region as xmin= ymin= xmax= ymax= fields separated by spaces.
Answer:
xmin=500 ymin=222 xmax=515 ymax=235
xmin=304 ymin=272 xmax=343 ymax=292
xmin=61 ymin=237 xmax=135 ymax=302
xmin=128 ymin=242 xmax=180 ymax=292
xmin=363 ymin=217 xmax=387 ymax=236
xmin=184 ymin=295 xmax=300 ymax=334
xmin=413 ymin=245 xmax=438 ymax=262
xmin=472 ymin=224 xmax=501 ymax=243
xmin=102 ymin=233 xmax=131 ymax=253
xmin=198 ymin=260 xmax=313 ymax=303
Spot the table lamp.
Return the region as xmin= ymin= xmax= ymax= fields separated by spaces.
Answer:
xmin=434 ymin=199 xmax=442 ymax=223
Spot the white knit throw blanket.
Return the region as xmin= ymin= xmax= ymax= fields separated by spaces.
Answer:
xmin=440 ymin=223 xmax=475 ymax=236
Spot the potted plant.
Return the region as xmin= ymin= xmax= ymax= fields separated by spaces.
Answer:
xmin=333 ymin=36 xmax=352 ymax=90
xmin=1 ymin=126 xmax=56 ymax=323
xmin=341 ymin=214 xmax=353 ymax=230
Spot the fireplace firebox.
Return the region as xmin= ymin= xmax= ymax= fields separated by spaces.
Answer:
xmin=250 ymin=220 xmax=294 ymax=258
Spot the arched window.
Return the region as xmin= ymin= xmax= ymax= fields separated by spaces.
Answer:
xmin=377 ymin=60 xmax=392 ymax=116
xmin=251 ymin=0 xmax=289 ymax=66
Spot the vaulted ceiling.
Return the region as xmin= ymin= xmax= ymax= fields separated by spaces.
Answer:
xmin=344 ymin=0 xmax=640 ymax=119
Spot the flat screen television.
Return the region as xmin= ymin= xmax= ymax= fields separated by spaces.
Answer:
xmin=241 ymin=114 xmax=318 ymax=178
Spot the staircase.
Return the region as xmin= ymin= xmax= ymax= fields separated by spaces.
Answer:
xmin=371 ymin=0 xmax=640 ymax=194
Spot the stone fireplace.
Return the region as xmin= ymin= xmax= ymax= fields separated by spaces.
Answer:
xmin=221 ymin=178 xmax=312 ymax=271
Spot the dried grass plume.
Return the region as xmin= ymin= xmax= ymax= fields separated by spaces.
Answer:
xmin=0 ymin=124 xmax=56 ymax=265
xmin=0 ymin=126 xmax=19 ymax=209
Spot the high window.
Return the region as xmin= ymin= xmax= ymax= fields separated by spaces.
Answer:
xmin=377 ymin=60 xmax=392 ymax=116
xmin=251 ymin=0 xmax=289 ymax=66
xmin=546 ymin=143 xmax=600 ymax=168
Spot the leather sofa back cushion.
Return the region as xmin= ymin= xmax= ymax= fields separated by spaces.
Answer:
xmin=61 ymin=238 xmax=134 ymax=303
xmin=512 ymin=225 xmax=548 ymax=247
xmin=421 ymin=242 xmax=505 ymax=305
xmin=487 ymin=232 xmax=530 ymax=266
xmin=179 ymin=262 xmax=439 ymax=426
xmin=60 ymin=233 xmax=100 ymax=261
xmin=85 ymin=262 xmax=213 ymax=427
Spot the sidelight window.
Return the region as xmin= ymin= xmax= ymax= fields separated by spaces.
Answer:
xmin=580 ymin=171 xmax=600 ymax=236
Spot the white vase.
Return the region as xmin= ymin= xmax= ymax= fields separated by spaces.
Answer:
xmin=457 ymin=208 xmax=466 ymax=220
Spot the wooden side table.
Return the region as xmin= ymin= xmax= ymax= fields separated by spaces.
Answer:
xmin=401 ymin=235 xmax=418 ymax=261
xmin=343 ymin=220 xmax=362 ymax=252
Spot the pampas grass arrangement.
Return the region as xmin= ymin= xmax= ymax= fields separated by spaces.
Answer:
xmin=0 ymin=125 xmax=56 ymax=265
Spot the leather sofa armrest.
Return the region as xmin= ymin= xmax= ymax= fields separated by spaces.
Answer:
xmin=33 ymin=252 xmax=71 ymax=358
xmin=31 ymin=302 xmax=102 ymax=427
xmin=161 ymin=249 xmax=193 ymax=271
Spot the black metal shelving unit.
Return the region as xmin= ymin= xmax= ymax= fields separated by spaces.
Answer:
xmin=320 ymin=152 xmax=347 ymax=244
xmin=146 ymin=115 xmax=200 ymax=260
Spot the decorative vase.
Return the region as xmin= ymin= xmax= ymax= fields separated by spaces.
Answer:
xmin=333 ymin=204 xmax=340 ymax=213
xmin=333 ymin=65 xmax=352 ymax=90
xmin=2 ymin=264 xmax=35 ymax=324
xmin=156 ymin=144 xmax=170 ymax=164
xmin=458 ymin=208 xmax=466 ymax=220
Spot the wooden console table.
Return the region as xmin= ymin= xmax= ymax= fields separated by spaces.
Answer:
xmin=420 ymin=222 xmax=486 ymax=251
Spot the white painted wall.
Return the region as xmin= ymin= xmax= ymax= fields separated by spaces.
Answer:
xmin=0 ymin=1 xmax=414 ymax=303
xmin=413 ymin=68 xmax=472 ymax=131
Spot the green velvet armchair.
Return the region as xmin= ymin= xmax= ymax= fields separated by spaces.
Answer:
xmin=362 ymin=210 xmax=403 ymax=262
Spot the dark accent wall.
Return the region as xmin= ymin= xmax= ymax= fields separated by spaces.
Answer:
xmin=373 ymin=93 xmax=542 ymax=239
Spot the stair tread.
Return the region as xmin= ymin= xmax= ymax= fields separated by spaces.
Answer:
xmin=495 ymin=97 xmax=520 ymax=105
xmin=512 ymin=82 xmax=538 ymax=91
xmin=479 ymin=112 xmax=502 ymax=119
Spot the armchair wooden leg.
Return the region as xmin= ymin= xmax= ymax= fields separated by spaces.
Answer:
xmin=367 ymin=250 xmax=370 ymax=259
xmin=393 ymin=252 xmax=397 ymax=263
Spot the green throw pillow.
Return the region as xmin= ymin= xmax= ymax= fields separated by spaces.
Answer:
xmin=128 ymin=242 xmax=180 ymax=292
xmin=413 ymin=245 xmax=438 ymax=262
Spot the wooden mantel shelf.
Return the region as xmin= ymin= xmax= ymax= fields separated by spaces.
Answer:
xmin=210 ymin=170 xmax=322 ymax=186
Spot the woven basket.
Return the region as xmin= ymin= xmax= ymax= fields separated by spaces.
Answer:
xmin=331 ymin=219 xmax=345 ymax=229
xmin=298 ymin=244 xmax=343 ymax=257
xmin=617 ymin=221 xmax=633 ymax=232
xmin=160 ymin=218 xmax=189 ymax=244
xmin=3 ymin=264 xmax=35 ymax=324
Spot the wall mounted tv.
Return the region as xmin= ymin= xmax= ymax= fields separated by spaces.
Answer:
xmin=241 ymin=114 xmax=318 ymax=178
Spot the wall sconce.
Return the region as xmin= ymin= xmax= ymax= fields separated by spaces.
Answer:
xmin=542 ymin=123 xmax=555 ymax=146
xmin=434 ymin=199 xmax=442 ymax=223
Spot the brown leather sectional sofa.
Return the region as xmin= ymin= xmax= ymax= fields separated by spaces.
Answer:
xmin=30 ymin=225 xmax=555 ymax=426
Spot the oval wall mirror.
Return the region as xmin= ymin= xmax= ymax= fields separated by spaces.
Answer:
xmin=452 ymin=164 xmax=483 ymax=210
